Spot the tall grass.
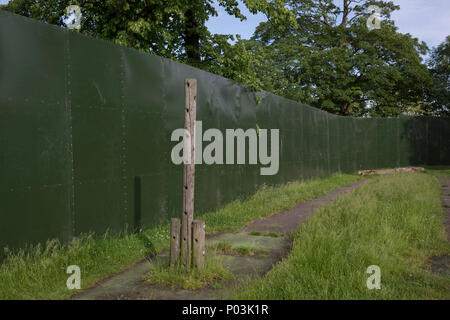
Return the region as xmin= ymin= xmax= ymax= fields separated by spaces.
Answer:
xmin=201 ymin=173 xmax=360 ymax=234
xmin=233 ymin=172 xmax=450 ymax=299
xmin=0 ymin=227 xmax=170 ymax=299
xmin=144 ymin=253 xmax=234 ymax=290
xmin=423 ymin=165 xmax=450 ymax=179
xmin=0 ymin=173 xmax=359 ymax=299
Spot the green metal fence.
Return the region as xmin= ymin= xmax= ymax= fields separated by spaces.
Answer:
xmin=1 ymin=10 xmax=449 ymax=250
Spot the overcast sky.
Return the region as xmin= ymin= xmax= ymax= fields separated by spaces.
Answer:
xmin=1 ymin=0 xmax=448 ymax=49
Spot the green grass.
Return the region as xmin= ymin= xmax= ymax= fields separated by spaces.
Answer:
xmin=232 ymin=172 xmax=450 ymax=299
xmin=201 ymin=173 xmax=360 ymax=234
xmin=0 ymin=227 xmax=170 ymax=300
xmin=144 ymin=254 xmax=234 ymax=290
xmin=423 ymin=165 xmax=450 ymax=178
xmin=0 ymin=173 xmax=359 ymax=299
xmin=208 ymin=241 xmax=269 ymax=256
xmin=264 ymin=232 xmax=282 ymax=238
xmin=249 ymin=231 xmax=283 ymax=237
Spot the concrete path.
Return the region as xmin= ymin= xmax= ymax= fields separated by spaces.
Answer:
xmin=244 ymin=179 xmax=368 ymax=234
xmin=71 ymin=178 xmax=368 ymax=300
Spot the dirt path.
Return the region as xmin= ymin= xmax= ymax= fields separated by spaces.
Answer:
xmin=430 ymin=178 xmax=450 ymax=277
xmin=71 ymin=178 xmax=368 ymax=300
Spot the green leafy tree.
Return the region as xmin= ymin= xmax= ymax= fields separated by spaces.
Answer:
xmin=2 ymin=0 xmax=293 ymax=68
xmin=2 ymin=0 xmax=437 ymax=117
xmin=248 ymin=0 xmax=432 ymax=116
xmin=201 ymin=34 xmax=266 ymax=91
xmin=3 ymin=0 xmax=197 ymax=60
xmin=427 ymin=36 xmax=450 ymax=116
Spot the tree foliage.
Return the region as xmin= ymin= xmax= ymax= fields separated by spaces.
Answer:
xmin=247 ymin=0 xmax=433 ymax=116
xmin=2 ymin=0 xmax=291 ymax=63
xmin=2 ymin=0 xmax=445 ymax=117
xmin=427 ymin=36 xmax=450 ymax=116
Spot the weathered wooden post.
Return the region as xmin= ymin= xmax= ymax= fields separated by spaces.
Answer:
xmin=180 ymin=78 xmax=196 ymax=269
xmin=170 ymin=218 xmax=181 ymax=267
xmin=192 ymin=220 xmax=206 ymax=268
xmin=169 ymin=78 xmax=206 ymax=269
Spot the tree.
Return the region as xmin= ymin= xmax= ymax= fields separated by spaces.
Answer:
xmin=2 ymin=0 xmax=293 ymax=68
xmin=247 ymin=0 xmax=433 ymax=116
xmin=201 ymin=34 xmax=266 ymax=91
xmin=3 ymin=0 xmax=436 ymax=117
xmin=3 ymin=0 xmax=191 ymax=60
xmin=427 ymin=36 xmax=450 ymax=116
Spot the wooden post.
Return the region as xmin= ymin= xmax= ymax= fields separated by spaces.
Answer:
xmin=192 ymin=220 xmax=206 ymax=269
xmin=180 ymin=78 xmax=197 ymax=269
xmin=170 ymin=218 xmax=181 ymax=267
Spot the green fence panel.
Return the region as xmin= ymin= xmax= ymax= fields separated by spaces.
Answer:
xmin=439 ymin=118 xmax=450 ymax=164
xmin=427 ymin=117 xmax=442 ymax=166
xmin=0 ymin=12 xmax=73 ymax=249
xmin=1 ymin=10 xmax=449 ymax=250
xmin=397 ymin=117 xmax=411 ymax=167
xmin=401 ymin=117 xmax=428 ymax=165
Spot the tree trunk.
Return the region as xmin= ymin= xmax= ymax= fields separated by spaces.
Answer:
xmin=184 ymin=6 xmax=201 ymax=66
